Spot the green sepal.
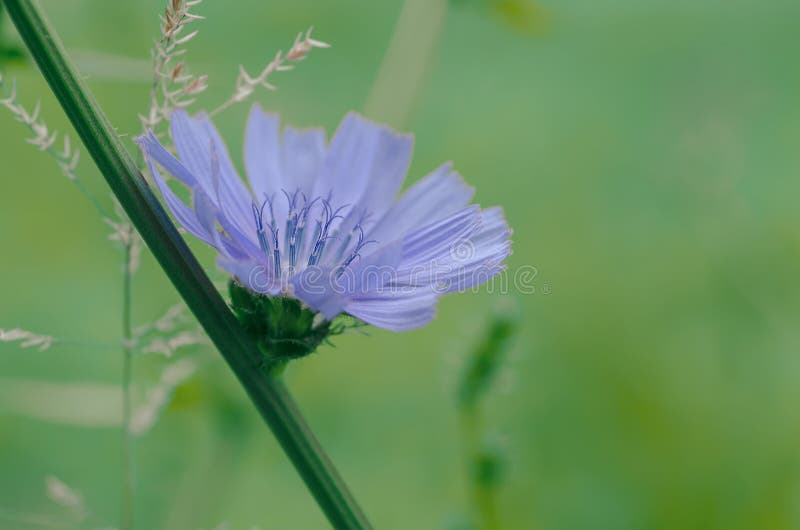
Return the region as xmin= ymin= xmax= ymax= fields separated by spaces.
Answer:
xmin=229 ymin=280 xmax=333 ymax=364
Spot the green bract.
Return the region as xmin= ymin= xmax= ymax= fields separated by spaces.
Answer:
xmin=229 ymin=281 xmax=332 ymax=363
xmin=229 ymin=281 xmax=367 ymax=365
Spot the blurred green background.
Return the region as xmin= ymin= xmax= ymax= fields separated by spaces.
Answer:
xmin=2 ymin=0 xmax=800 ymax=528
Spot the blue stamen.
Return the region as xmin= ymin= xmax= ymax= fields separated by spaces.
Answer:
xmin=333 ymin=209 xmax=372 ymax=262
xmin=341 ymin=225 xmax=377 ymax=271
xmin=272 ymin=227 xmax=281 ymax=280
xmin=252 ymin=201 xmax=270 ymax=254
xmin=307 ymin=199 xmax=348 ymax=266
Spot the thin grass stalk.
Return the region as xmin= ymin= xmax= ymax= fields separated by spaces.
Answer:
xmin=121 ymin=240 xmax=134 ymax=530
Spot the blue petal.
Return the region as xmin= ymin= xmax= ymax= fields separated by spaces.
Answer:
xmin=140 ymin=148 xmax=215 ymax=248
xmin=171 ymin=110 xmax=254 ymax=239
xmin=137 ymin=131 xmax=198 ymax=187
xmin=291 ymin=242 xmax=403 ymax=320
xmin=344 ymin=290 xmax=438 ymax=332
xmin=400 ymin=206 xmax=481 ymax=268
xmin=217 ymin=212 xmax=263 ymax=260
xmin=138 ymin=125 xmax=260 ymax=258
xmin=244 ymin=104 xmax=282 ymax=202
xmin=244 ymin=106 xmax=328 ymax=238
xmin=367 ymin=163 xmax=475 ymax=246
xmin=192 ymin=186 xmax=245 ymax=260
xmin=440 ymin=207 xmax=512 ymax=293
xmin=312 ymin=113 xmax=412 ymax=224
xmin=397 ymin=207 xmax=512 ymax=292
xmin=216 ymin=257 xmax=281 ymax=295
xmin=281 ymin=125 xmax=326 ymax=196
xmin=289 ymin=266 xmax=347 ymax=320
xmin=286 ymin=234 xmax=441 ymax=331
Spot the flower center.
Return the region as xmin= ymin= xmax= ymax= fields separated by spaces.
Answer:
xmin=250 ymin=188 xmax=376 ymax=280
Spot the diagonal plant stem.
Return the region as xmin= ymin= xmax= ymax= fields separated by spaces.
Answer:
xmin=1 ymin=1 xmax=372 ymax=528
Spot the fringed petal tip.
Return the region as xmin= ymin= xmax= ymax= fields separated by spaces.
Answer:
xmin=341 ymin=110 xmax=414 ymax=140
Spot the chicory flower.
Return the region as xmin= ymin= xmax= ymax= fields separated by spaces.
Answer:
xmin=137 ymin=106 xmax=511 ymax=336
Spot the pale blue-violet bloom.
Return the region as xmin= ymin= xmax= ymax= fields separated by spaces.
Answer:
xmin=137 ymin=106 xmax=511 ymax=332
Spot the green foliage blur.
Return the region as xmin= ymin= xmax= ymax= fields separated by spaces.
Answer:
xmin=2 ymin=0 xmax=800 ymax=529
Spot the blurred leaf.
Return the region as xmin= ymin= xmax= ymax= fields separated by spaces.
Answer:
xmin=0 ymin=46 xmax=24 ymax=64
xmin=0 ymin=5 xmax=25 ymax=65
xmin=491 ymin=0 xmax=548 ymax=34
xmin=458 ymin=301 xmax=521 ymax=409
xmin=472 ymin=435 xmax=507 ymax=488
xmin=450 ymin=0 xmax=549 ymax=35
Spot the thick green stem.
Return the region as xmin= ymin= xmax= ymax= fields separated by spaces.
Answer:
xmin=1 ymin=1 xmax=371 ymax=528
